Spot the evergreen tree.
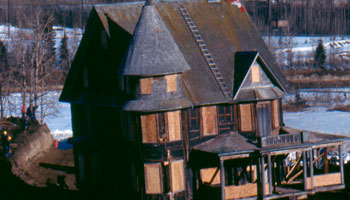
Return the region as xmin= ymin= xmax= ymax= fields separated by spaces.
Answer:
xmin=314 ymin=39 xmax=326 ymax=69
xmin=59 ymin=31 xmax=70 ymax=76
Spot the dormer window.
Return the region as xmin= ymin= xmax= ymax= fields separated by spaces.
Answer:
xmin=166 ymin=74 xmax=177 ymax=92
xmin=251 ymin=65 xmax=260 ymax=83
xmin=140 ymin=78 xmax=153 ymax=94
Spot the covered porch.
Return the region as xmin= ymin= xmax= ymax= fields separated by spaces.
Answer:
xmin=190 ymin=131 xmax=346 ymax=200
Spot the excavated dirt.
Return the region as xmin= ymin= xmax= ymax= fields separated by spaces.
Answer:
xmin=0 ymin=117 xmax=79 ymax=200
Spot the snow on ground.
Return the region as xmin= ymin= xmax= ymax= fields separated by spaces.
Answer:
xmin=284 ymin=107 xmax=350 ymax=136
xmin=264 ymin=36 xmax=350 ymax=66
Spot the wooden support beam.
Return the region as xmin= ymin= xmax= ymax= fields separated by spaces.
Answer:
xmin=339 ymin=145 xmax=344 ymax=185
xmin=268 ymin=154 xmax=273 ymax=195
xmin=312 ymin=151 xmax=325 ymax=165
xmin=325 ymin=148 xmax=329 ymax=173
xmin=303 ymin=151 xmax=308 ymax=191
xmin=286 ymin=156 xmax=301 ymax=180
xmin=220 ymin=160 xmax=225 ymax=200
xmin=209 ymin=168 xmax=220 ymax=185
xmin=261 ymin=156 xmax=266 ymax=198
xmin=309 ymin=150 xmax=314 ymax=191
xmin=287 ymin=170 xmax=303 ymax=184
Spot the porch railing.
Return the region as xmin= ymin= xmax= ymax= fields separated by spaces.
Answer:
xmin=259 ymin=133 xmax=302 ymax=147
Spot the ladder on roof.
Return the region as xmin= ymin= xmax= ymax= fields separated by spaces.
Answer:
xmin=179 ymin=5 xmax=231 ymax=99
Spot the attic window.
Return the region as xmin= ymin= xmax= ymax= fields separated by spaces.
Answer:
xmin=251 ymin=65 xmax=260 ymax=83
xmin=140 ymin=78 xmax=153 ymax=94
xmin=166 ymin=74 xmax=177 ymax=92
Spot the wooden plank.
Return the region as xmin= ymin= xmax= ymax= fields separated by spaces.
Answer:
xmin=200 ymin=168 xmax=220 ymax=185
xmin=144 ymin=163 xmax=162 ymax=194
xmin=170 ymin=160 xmax=185 ymax=192
xmin=201 ymin=106 xmax=217 ymax=136
xmin=239 ymin=104 xmax=253 ymax=132
xmin=272 ymin=100 xmax=280 ymax=130
xmin=251 ymin=65 xmax=260 ymax=83
xmin=307 ymin=173 xmax=341 ymax=189
xmin=166 ymin=74 xmax=177 ymax=92
xmin=168 ymin=111 xmax=182 ymax=141
xmin=140 ymin=78 xmax=152 ymax=94
xmin=141 ymin=114 xmax=157 ymax=143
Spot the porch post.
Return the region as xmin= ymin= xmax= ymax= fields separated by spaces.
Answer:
xmin=268 ymin=154 xmax=273 ymax=195
xmin=339 ymin=145 xmax=344 ymax=185
xmin=303 ymin=151 xmax=308 ymax=191
xmin=309 ymin=150 xmax=314 ymax=191
xmin=261 ymin=155 xmax=266 ymax=198
xmin=220 ymin=159 xmax=225 ymax=200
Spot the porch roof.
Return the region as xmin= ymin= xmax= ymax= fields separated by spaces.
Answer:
xmin=190 ymin=129 xmax=349 ymax=163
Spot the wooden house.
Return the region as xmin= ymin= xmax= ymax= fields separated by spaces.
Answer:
xmin=60 ymin=0 xmax=348 ymax=199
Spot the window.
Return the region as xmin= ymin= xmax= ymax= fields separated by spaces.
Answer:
xmin=168 ymin=111 xmax=181 ymax=141
xmin=141 ymin=114 xmax=157 ymax=143
xmin=257 ymin=102 xmax=272 ymax=137
xmin=144 ymin=163 xmax=163 ymax=194
xmin=187 ymin=107 xmax=200 ymax=134
xmin=166 ymin=74 xmax=177 ymax=92
xmin=271 ymin=99 xmax=280 ymax=129
xmin=141 ymin=112 xmax=182 ymax=143
xmin=239 ymin=104 xmax=254 ymax=132
xmin=201 ymin=106 xmax=218 ymax=136
xmin=170 ymin=160 xmax=185 ymax=192
xmin=251 ymin=65 xmax=260 ymax=83
xmin=218 ymin=105 xmax=234 ymax=134
xmin=140 ymin=78 xmax=152 ymax=94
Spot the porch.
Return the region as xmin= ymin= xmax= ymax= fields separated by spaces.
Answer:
xmin=190 ymin=131 xmax=346 ymax=200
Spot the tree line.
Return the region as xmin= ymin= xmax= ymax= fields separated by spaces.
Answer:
xmin=243 ymin=0 xmax=350 ymax=36
xmin=0 ymin=8 xmax=73 ymax=123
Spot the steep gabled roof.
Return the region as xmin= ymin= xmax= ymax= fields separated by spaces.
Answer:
xmin=233 ymin=51 xmax=285 ymax=101
xmin=60 ymin=0 xmax=289 ymax=110
xmin=119 ymin=4 xmax=191 ymax=76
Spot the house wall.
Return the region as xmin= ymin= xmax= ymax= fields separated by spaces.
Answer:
xmin=136 ymin=99 xmax=282 ymax=199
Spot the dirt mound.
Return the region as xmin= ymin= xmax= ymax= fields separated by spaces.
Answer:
xmin=9 ymin=123 xmax=76 ymax=190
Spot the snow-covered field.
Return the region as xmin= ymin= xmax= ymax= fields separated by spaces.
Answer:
xmin=264 ymin=36 xmax=350 ymax=67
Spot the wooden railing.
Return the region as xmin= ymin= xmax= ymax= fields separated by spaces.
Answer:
xmin=259 ymin=133 xmax=302 ymax=147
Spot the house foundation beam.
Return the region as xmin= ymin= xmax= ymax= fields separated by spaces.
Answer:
xmin=309 ymin=150 xmax=314 ymax=191
xmin=261 ymin=155 xmax=266 ymax=198
xmin=339 ymin=145 xmax=344 ymax=185
xmin=303 ymin=151 xmax=308 ymax=191
xmin=268 ymin=154 xmax=273 ymax=195
xmin=220 ymin=159 xmax=225 ymax=200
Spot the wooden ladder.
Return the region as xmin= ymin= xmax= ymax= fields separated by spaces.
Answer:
xmin=179 ymin=5 xmax=231 ymax=98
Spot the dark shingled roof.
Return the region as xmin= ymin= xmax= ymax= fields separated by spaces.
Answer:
xmin=119 ymin=4 xmax=191 ymax=76
xmin=193 ymin=132 xmax=257 ymax=155
xmin=60 ymin=0 xmax=289 ymax=110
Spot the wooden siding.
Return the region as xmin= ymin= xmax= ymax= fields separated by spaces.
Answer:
xmin=144 ymin=163 xmax=163 ymax=194
xmin=201 ymin=106 xmax=217 ymax=136
xmin=166 ymin=74 xmax=177 ymax=92
xmin=170 ymin=160 xmax=185 ymax=192
xmin=307 ymin=173 xmax=341 ymax=190
xmin=251 ymin=65 xmax=260 ymax=83
xmin=239 ymin=104 xmax=254 ymax=132
xmin=225 ymin=183 xmax=269 ymax=199
xmin=168 ymin=111 xmax=182 ymax=141
xmin=200 ymin=168 xmax=220 ymax=185
xmin=141 ymin=114 xmax=157 ymax=143
xmin=140 ymin=78 xmax=153 ymax=94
